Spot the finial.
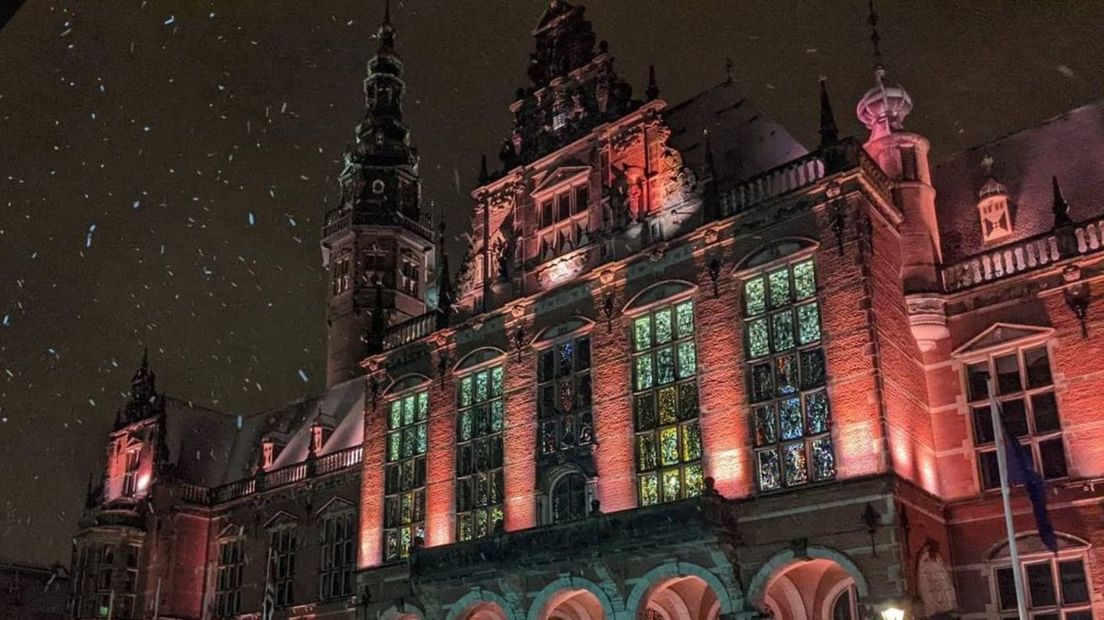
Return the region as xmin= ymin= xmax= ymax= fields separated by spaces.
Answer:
xmin=645 ymin=65 xmax=660 ymax=101
xmin=868 ymin=0 xmax=883 ymax=66
xmin=702 ymin=128 xmax=717 ymax=179
xmin=384 ymin=0 xmax=391 ymax=25
xmin=1052 ymin=176 xmax=1072 ymax=227
xmin=724 ymin=58 xmax=734 ymax=84
xmin=981 ymin=152 xmax=994 ymax=177
xmin=140 ymin=346 xmax=149 ymax=370
xmin=818 ymin=77 xmax=839 ymax=147
xmin=478 ymin=154 xmax=489 ymax=185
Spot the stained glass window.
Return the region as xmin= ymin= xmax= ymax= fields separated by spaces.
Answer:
xmin=456 ymin=366 xmax=504 ymax=541
xmin=744 ymin=258 xmax=834 ymax=491
xmin=384 ymin=388 xmax=428 ymax=562
xmin=537 ymin=334 xmax=594 ymax=456
xmin=966 ymin=345 xmax=1066 ymax=491
xmin=633 ymin=300 xmax=703 ymax=505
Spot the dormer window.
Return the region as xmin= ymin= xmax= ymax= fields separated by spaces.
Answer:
xmin=536 ymin=183 xmax=590 ymax=262
xmin=978 ymin=195 xmax=1013 ymax=243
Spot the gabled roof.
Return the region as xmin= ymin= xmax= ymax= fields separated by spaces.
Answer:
xmin=933 ymin=99 xmax=1104 ymax=264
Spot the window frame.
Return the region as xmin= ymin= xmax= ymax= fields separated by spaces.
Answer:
xmin=382 ymin=384 xmax=429 ymax=563
xmin=121 ymin=448 xmax=140 ymax=497
xmin=628 ymin=293 xmax=704 ymax=507
xmin=454 ymin=356 xmax=506 ymax=542
xmin=267 ymin=525 xmax=297 ymax=608
xmin=959 ymin=339 xmax=1067 ymax=493
xmin=535 ymin=326 xmax=594 ymax=458
xmin=739 ymin=252 xmax=835 ymax=492
xmin=990 ymin=550 xmax=1093 ymax=619
xmin=319 ymin=508 xmax=356 ymax=600
xmin=535 ymin=182 xmax=590 ymax=262
xmin=215 ymin=534 xmax=244 ymax=618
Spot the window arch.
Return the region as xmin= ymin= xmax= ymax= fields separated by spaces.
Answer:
xmin=455 ymin=355 xmax=505 ymax=541
xmin=536 ymin=321 xmax=593 ymax=457
xmin=734 ymin=238 xmax=818 ymax=273
xmin=549 ymin=471 xmax=588 ymax=524
xmin=383 ymin=383 xmax=428 ymax=563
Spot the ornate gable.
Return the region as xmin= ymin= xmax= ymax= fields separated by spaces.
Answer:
xmin=952 ymin=322 xmax=1054 ymax=356
xmin=532 ymin=165 xmax=591 ymax=196
xmin=315 ymin=496 xmax=356 ymax=516
xmin=262 ymin=511 xmax=299 ymax=530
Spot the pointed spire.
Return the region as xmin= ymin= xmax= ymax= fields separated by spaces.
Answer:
xmin=478 ymin=154 xmax=489 ymax=185
xmin=645 ymin=65 xmax=660 ymax=101
xmin=140 ymin=346 xmax=148 ymax=370
xmin=867 ymin=0 xmax=883 ymax=68
xmin=436 ymin=221 xmax=454 ymax=328
xmin=702 ymin=129 xmax=717 ymax=180
xmin=377 ymin=0 xmax=395 ymax=51
xmin=1052 ymin=175 xmax=1073 ymax=227
xmin=818 ymin=77 xmax=839 ymax=148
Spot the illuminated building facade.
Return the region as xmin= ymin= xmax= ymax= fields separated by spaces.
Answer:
xmin=73 ymin=2 xmax=1104 ymax=619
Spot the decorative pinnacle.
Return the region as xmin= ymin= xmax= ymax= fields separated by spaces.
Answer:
xmin=478 ymin=154 xmax=489 ymax=185
xmin=1052 ymin=175 xmax=1072 ymax=227
xmin=981 ymin=153 xmax=994 ymax=177
xmin=645 ymin=65 xmax=659 ymax=101
xmin=818 ymin=77 xmax=839 ymax=147
xmin=868 ymin=0 xmax=883 ymax=66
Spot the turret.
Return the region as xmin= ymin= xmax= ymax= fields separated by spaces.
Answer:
xmin=321 ymin=0 xmax=436 ymax=386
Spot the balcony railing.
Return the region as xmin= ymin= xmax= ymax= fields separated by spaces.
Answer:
xmin=322 ymin=209 xmax=435 ymax=241
xmin=382 ymin=309 xmax=445 ymax=351
xmin=720 ymin=151 xmax=827 ymax=216
xmin=182 ymin=445 xmax=363 ymax=506
xmin=942 ymin=219 xmax=1104 ymax=292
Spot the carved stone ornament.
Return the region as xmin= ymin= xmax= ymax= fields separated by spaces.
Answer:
xmin=608 ymin=125 xmax=641 ymax=153
xmin=905 ymin=294 xmax=950 ymax=352
xmin=703 ymin=228 xmax=719 ymax=245
xmin=917 ymin=547 xmax=958 ymax=617
xmin=482 ymin=179 xmax=526 ymax=212
xmin=538 ymin=252 xmax=589 ymax=289
xmin=510 ymin=304 xmax=526 ymax=319
xmin=599 ymin=269 xmax=615 ymax=285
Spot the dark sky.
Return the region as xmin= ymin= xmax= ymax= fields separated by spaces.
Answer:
xmin=2 ymin=0 xmax=1103 ymax=566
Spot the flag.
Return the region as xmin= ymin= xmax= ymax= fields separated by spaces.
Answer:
xmin=262 ymin=546 xmax=276 ymax=620
xmin=994 ymin=399 xmax=1058 ymax=552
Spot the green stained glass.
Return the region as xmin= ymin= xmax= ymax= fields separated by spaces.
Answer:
xmin=655 ymin=308 xmax=673 ymax=344
xmin=474 ymin=371 xmax=488 ymax=403
xmin=662 ymin=469 xmax=681 ymax=502
xmin=416 ymin=423 xmax=427 ymax=454
xmin=676 ymin=301 xmax=695 ymax=337
xmin=385 ymin=529 xmax=400 ymax=560
xmin=656 ymin=347 xmax=675 ymax=385
xmin=753 ymin=405 xmax=776 ymax=446
xmin=806 ymin=391 xmax=830 ymax=434
xmin=637 ymin=434 xmax=657 ymax=471
xmin=491 ymin=366 xmax=504 ymax=397
xmin=685 ymin=464 xmax=704 ymax=497
xmin=459 ymin=410 xmax=472 ymax=442
xmin=775 ymin=354 xmax=798 ymax=395
xmin=490 ymin=400 xmax=504 ymax=432
xmin=779 ymin=397 xmax=802 ymax=440
xmin=750 ymin=362 xmax=773 ymax=402
xmin=659 ymin=427 xmax=679 ymax=466
xmin=768 ymin=268 xmax=791 ymax=308
xmin=683 ymin=421 xmax=702 ymax=461
xmin=811 ymin=437 xmax=835 ymax=481
xmin=640 ymin=473 xmax=659 ymax=506
xmin=634 ymin=317 xmax=652 ymax=351
xmin=416 ymin=392 xmax=429 ymax=420
xmin=402 ymin=396 xmax=415 ymax=426
xmin=474 ymin=510 xmax=487 ymax=538
xmin=757 ymin=450 xmax=781 ymax=491
xmin=677 ymin=341 xmax=696 ymax=379
xmin=389 ymin=401 xmax=402 ymax=430
xmin=772 ymin=312 xmax=794 ymax=351
xmin=745 ymin=277 xmax=766 ymax=316
xmin=793 ymin=260 xmax=816 ymax=299
xmin=459 ymin=377 xmax=472 ymax=407
xmin=657 ymin=386 xmax=678 ymax=425
xmin=635 ymin=393 xmax=656 ymax=430
xmin=783 ymin=443 xmax=808 ymax=486
xmin=678 ymin=382 xmax=698 ymax=419
xmin=800 ymin=349 xmax=826 ymax=389
xmin=400 ymin=527 xmax=412 ymax=557
xmin=634 ymin=355 xmax=653 ymax=391
xmin=747 ymin=318 xmax=769 ymax=358
xmin=458 ymin=514 xmax=472 ymax=541
xmin=401 ymin=492 xmax=413 ymax=524
xmin=402 ymin=428 xmax=415 ymax=458
xmin=797 ymin=303 xmax=821 ymax=344
xmin=388 ymin=432 xmax=401 ymax=462
xmin=490 ymin=506 xmax=504 ymax=530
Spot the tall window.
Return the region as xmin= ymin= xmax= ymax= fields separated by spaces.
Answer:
xmin=456 ymin=365 xmax=505 ymax=541
xmin=993 ymin=555 xmax=1091 ymax=619
xmin=744 ymin=257 xmax=835 ymax=491
xmin=384 ymin=389 xmax=428 ymax=562
xmin=268 ymin=527 xmax=296 ymax=608
xmin=632 ymin=300 xmax=703 ymax=505
xmin=537 ymin=334 xmax=593 ymax=455
xmin=320 ymin=510 xmax=355 ymax=599
xmin=97 ymin=545 xmax=114 ymax=618
xmin=121 ymin=449 xmax=140 ymax=497
xmin=400 ymin=249 xmax=420 ymax=298
xmin=215 ymin=537 xmax=244 ymax=617
xmin=332 ymin=253 xmax=351 ymax=295
xmin=965 ymin=344 xmax=1066 ymax=491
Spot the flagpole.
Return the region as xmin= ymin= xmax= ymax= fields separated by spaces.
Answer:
xmin=152 ymin=576 xmax=161 ymax=620
xmin=989 ymin=378 xmax=1029 ymax=620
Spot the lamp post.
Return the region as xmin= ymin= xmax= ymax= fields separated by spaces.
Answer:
xmin=880 ymin=605 xmax=905 ymax=620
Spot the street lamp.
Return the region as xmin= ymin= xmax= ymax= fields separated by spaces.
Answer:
xmin=880 ymin=606 xmax=905 ymax=620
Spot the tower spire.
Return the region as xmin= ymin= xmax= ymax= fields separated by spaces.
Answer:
xmin=867 ymin=0 xmax=883 ymax=68
xmin=818 ymin=77 xmax=839 ymax=148
xmin=645 ymin=65 xmax=660 ymax=101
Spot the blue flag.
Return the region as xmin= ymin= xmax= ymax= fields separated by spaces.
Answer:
xmin=1001 ymin=419 xmax=1058 ymax=552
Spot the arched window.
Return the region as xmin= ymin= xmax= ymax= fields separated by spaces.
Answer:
xmin=383 ymin=387 xmax=428 ymax=562
xmin=742 ymin=252 xmax=834 ymax=491
xmin=830 ymin=586 xmax=856 ymax=620
xmin=536 ymin=325 xmax=593 ymax=456
xmin=456 ymin=360 xmax=505 ymax=541
xmin=550 ymin=472 xmax=587 ymax=524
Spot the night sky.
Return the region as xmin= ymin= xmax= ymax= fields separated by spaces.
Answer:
xmin=2 ymin=1 xmax=1103 ymax=567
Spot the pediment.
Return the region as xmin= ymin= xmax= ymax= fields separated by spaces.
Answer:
xmin=262 ymin=510 xmax=299 ymax=530
xmin=532 ymin=165 xmax=591 ymax=196
xmin=217 ymin=523 xmax=245 ymax=539
xmin=315 ymin=496 xmax=355 ymax=516
xmin=952 ymin=322 xmax=1054 ymax=357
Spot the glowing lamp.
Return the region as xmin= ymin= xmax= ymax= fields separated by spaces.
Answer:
xmin=880 ymin=606 xmax=905 ymax=620
xmin=137 ymin=473 xmax=151 ymax=492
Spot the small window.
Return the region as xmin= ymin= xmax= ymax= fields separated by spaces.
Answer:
xmin=900 ymin=146 xmax=918 ymax=181
xmin=550 ymin=472 xmax=587 ymax=523
xmin=994 ymin=556 xmax=1091 ymax=618
xmin=574 ymin=185 xmax=589 ymax=215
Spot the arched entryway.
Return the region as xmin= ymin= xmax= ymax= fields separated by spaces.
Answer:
xmin=759 ymin=556 xmax=861 ymax=617
xmin=459 ymin=602 xmax=509 ymax=620
xmin=446 ymin=590 xmax=517 ymax=620
xmin=540 ymin=588 xmax=606 ymax=620
xmin=639 ymin=576 xmax=722 ymax=620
